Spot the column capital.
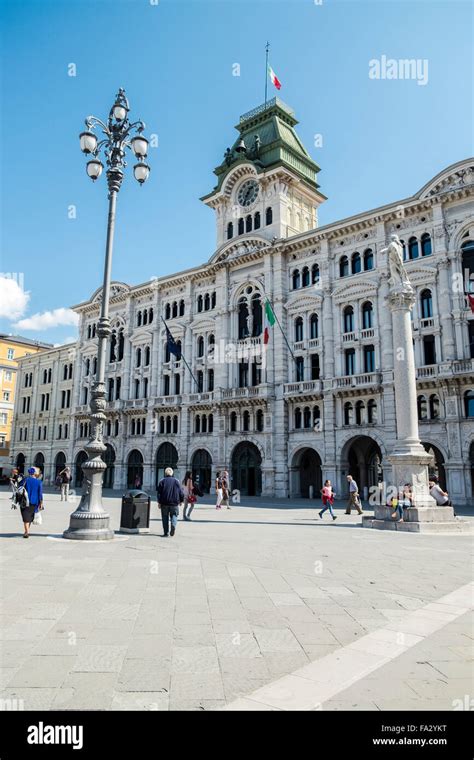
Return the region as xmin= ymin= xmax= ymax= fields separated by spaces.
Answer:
xmin=387 ymin=286 xmax=415 ymax=311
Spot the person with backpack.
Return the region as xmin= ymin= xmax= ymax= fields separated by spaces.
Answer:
xmin=182 ymin=470 xmax=196 ymax=521
xmin=319 ymin=479 xmax=337 ymax=521
xmin=20 ymin=467 xmax=44 ymax=538
xmin=215 ymin=471 xmax=223 ymax=510
xmin=10 ymin=468 xmax=25 ymax=509
xmin=59 ymin=466 xmax=72 ymax=502
xmin=220 ymin=470 xmax=231 ymax=510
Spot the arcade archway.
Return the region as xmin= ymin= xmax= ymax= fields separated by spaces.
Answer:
xmin=75 ymin=450 xmax=88 ymax=488
xmin=127 ymin=449 xmax=144 ymax=488
xmin=291 ymin=447 xmax=322 ymax=498
xmin=155 ymin=443 xmax=178 ymax=488
xmin=421 ymin=442 xmax=446 ymax=490
xmin=103 ymin=444 xmax=116 ymax=489
xmin=231 ymin=441 xmax=262 ymax=496
xmin=341 ymin=435 xmax=383 ymax=495
xmin=15 ymin=452 xmax=25 ymax=474
xmin=191 ymin=449 xmax=212 ymax=494
xmin=33 ymin=452 xmax=45 ymax=476
xmin=55 ymin=451 xmax=66 ymax=477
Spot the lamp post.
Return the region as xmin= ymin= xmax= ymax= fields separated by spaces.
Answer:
xmin=64 ymin=88 xmax=150 ymax=540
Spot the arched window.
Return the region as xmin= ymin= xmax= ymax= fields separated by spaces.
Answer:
xmin=164 ymin=343 xmax=170 ymax=363
xmin=195 ymin=414 xmax=201 ymax=433
xmin=92 ymin=324 xmax=96 ymax=337
xmin=352 ymin=252 xmax=361 ymax=274
xmin=302 ymin=267 xmax=310 ymax=287
xmin=312 ymin=263 xmax=320 ymax=285
xmin=303 ymin=406 xmax=311 ymax=428
xmin=429 ymin=394 xmax=440 ymax=419
xmin=208 ymin=369 xmax=214 ymax=392
xmin=172 ymin=302 xmax=178 ymax=319
xmin=265 ymin=206 xmax=273 ymax=225
xmin=367 ymin=399 xmax=377 ymax=424
xmin=295 ymin=407 xmax=302 ymax=429
xmin=238 ymin=218 xmax=244 ymax=235
xmin=310 ymin=313 xmax=319 ymax=339
xmin=343 ymin=305 xmax=354 ymax=333
xmin=295 ymin=317 xmax=304 ymax=342
xmin=202 ymin=415 xmax=208 ymax=433
xmin=362 ymin=302 xmax=373 ymax=329
xmin=143 ymin=309 xmax=148 ymax=325
xmin=344 ymin=402 xmax=354 ymax=426
xmin=204 ymin=293 xmax=210 ymax=311
xmin=254 ymin=211 xmax=261 ymax=230
xmin=211 ymin=292 xmax=216 ymax=309
xmin=230 ymin=411 xmax=237 ymax=432
xmin=149 ymin=308 xmax=154 ymax=323
xmin=408 ymin=237 xmax=419 ymax=260
xmin=243 ymin=410 xmax=250 ymax=431
xmin=118 ymin=330 xmax=124 ymax=361
xmin=197 ymin=336 xmax=204 ymax=358
xmin=462 ymin=240 xmax=474 ymax=293
xmin=145 ymin=346 xmax=151 ymax=366
xmin=166 ymin=416 xmax=171 ymax=434
xmin=174 ymin=373 xmax=180 ymax=395
xmin=421 ymin=233 xmax=432 ymax=257
xmin=292 ymin=269 xmax=301 ymax=290
xmin=109 ymin=331 xmax=117 ymax=362
xmin=93 ymin=357 xmax=97 ymax=374
xmin=400 ymin=239 xmax=407 ymax=261
xmin=173 ymin=415 xmax=178 ymax=434
xmin=136 ymin=347 xmax=141 ymax=367
xmin=246 ymin=215 xmax=252 ymax=233
xmin=339 ymin=256 xmax=349 ymax=277
xmin=85 ymin=358 xmax=90 ymax=376
xmin=251 ymin=293 xmax=263 ymax=337
xmin=256 ymin=409 xmax=264 ymax=432
xmin=137 ymin=310 xmax=142 ymax=327
xmin=179 ymin=300 xmax=185 ymax=316
xmin=197 ymin=295 xmax=203 ymax=312
xmin=165 ymin=303 xmax=171 ymax=320
xmin=464 ymin=390 xmax=474 ymax=418
xmin=355 ymin=400 xmax=365 ymax=425
xmin=208 ymin=414 xmax=213 ymax=433
xmin=417 ymin=395 xmax=428 ymax=420
xmin=197 ymin=371 xmax=203 ymax=393
xmin=135 ymin=379 xmax=140 ymax=399
xmin=114 ymin=420 xmax=119 ymax=436
xmin=227 ymin=221 xmax=233 ymax=240
xmin=159 ymin=416 xmax=165 ymax=434
xmin=364 ymin=248 xmax=374 ymax=270
xmin=313 ymin=406 xmax=321 ymax=428
xmin=238 ymin=297 xmax=249 ymax=339
xmin=420 ymin=289 xmax=433 ymax=319
xmin=87 ymin=325 xmax=91 ymax=339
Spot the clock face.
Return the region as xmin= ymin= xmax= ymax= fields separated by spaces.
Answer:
xmin=237 ymin=179 xmax=259 ymax=207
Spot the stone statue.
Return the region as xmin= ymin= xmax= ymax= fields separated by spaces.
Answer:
xmin=224 ymin=147 xmax=233 ymax=166
xmin=383 ymin=234 xmax=412 ymax=290
xmin=253 ymin=134 xmax=261 ymax=158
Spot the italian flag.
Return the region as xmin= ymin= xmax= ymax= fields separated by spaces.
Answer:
xmin=268 ymin=65 xmax=282 ymax=91
xmin=469 ymin=294 xmax=474 ymax=314
xmin=263 ymin=299 xmax=276 ymax=345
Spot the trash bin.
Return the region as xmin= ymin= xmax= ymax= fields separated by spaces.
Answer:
xmin=119 ymin=489 xmax=151 ymax=534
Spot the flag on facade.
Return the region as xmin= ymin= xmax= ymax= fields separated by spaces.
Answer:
xmin=263 ymin=299 xmax=276 ymax=345
xmin=268 ymin=65 xmax=282 ymax=90
xmin=468 ymin=293 xmax=474 ymax=313
xmin=164 ymin=322 xmax=181 ymax=359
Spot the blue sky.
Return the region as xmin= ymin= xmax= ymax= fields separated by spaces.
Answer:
xmin=1 ymin=0 xmax=472 ymax=344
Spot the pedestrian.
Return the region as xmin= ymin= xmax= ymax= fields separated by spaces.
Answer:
xmin=9 ymin=468 xmax=25 ymax=509
xmin=429 ymin=477 xmax=452 ymax=506
xmin=157 ymin=467 xmax=184 ymax=537
xmin=215 ymin=470 xmax=223 ymax=510
xmin=221 ymin=470 xmax=231 ymax=509
xmin=59 ymin=466 xmax=72 ymax=502
xmin=19 ymin=467 xmax=44 ymax=538
xmin=182 ymin=470 xmax=196 ymax=521
xmin=319 ymin=479 xmax=337 ymax=521
xmin=345 ymin=475 xmax=363 ymax=515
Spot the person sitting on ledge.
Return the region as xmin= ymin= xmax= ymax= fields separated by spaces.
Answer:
xmin=429 ymin=476 xmax=452 ymax=507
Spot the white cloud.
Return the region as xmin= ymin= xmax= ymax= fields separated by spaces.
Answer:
xmin=0 ymin=276 xmax=30 ymax=320
xmin=14 ymin=307 xmax=79 ymax=331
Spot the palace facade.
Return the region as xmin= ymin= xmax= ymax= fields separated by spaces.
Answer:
xmin=10 ymin=98 xmax=474 ymax=504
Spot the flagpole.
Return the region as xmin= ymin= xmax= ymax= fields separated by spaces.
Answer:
xmin=259 ymin=284 xmax=297 ymax=363
xmin=265 ymin=41 xmax=269 ymax=109
xmin=161 ymin=316 xmax=200 ymax=391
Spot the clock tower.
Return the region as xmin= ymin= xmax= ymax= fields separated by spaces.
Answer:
xmin=201 ymin=97 xmax=327 ymax=249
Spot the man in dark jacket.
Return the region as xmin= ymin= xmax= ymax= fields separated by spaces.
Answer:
xmin=157 ymin=467 xmax=184 ymax=537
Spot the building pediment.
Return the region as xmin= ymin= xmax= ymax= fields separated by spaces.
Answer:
xmin=91 ymin=281 xmax=130 ymax=303
xmin=285 ymin=292 xmax=323 ymax=313
xmin=417 ymin=159 xmax=474 ymax=199
xmin=210 ymin=236 xmax=270 ymax=266
xmin=332 ymin=279 xmax=378 ymax=303
xmin=404 ymin=264 xmax=437 ymax=283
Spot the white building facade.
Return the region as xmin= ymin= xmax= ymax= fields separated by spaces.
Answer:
xmin=10 ymin=99 xmax=474 ymax=504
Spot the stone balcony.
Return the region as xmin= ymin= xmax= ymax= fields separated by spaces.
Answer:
xmin=283 ymin=380 xmax=323 ymax=397
xmin=416 ymin=359 xmax=474 ymax=380
xmin=333 ymin=372 xmax=382 ymax=390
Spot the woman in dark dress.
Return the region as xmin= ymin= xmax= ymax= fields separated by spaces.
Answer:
xmin=20 ymin=467 xmax=43 ymax=538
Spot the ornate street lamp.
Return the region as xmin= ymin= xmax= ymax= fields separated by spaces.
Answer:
xmin=64 ymin=88 xmax=150 ymax=541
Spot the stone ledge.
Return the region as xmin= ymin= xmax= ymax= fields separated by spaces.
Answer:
xmin=362 ymin=517 xmax=474 ymax=534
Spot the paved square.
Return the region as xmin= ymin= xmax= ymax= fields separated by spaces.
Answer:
xmin=0 ymin=489 xmax=473 ymax=711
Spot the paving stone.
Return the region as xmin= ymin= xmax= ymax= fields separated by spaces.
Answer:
xmin=110 ymin=691 xmax=169 ymax=710
xmin=170 ymin=673 xmax=225 ymax=701
xmin=72 ymin=644 xmax=128 ymax=673
xmin=8 ymin=655 xmax=74 ymax=687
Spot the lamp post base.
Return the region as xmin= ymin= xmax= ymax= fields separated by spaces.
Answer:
xmin=63 ymin=511 xmax=114 ymax=541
